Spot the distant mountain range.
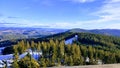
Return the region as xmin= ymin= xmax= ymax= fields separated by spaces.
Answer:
xmin=68 ymin=28 xmax=120 ymax=37
xmin=1 ymin=27 xmax=120 ymax=41
xmin=0 ymin=27 xmax=67 ymax=41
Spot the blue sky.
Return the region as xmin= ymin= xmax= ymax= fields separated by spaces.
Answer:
xmin=0 ymin=0 xmax=120 ymax=29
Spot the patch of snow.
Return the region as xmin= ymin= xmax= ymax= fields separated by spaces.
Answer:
xmin=65 ymin=35 xmax=78 ymax=45
xmin=0 ymin=54 xmax=13 ymax=60
xmin=19 ymin=52 xmax=27 ymax=59
xmin=0 ymin=47 xmax=5 ymax=55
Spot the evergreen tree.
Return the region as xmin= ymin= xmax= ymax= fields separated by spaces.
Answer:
xmin=12 ymin=45 xmax=19 ymax=68
xmin=18 ymin=53 xmax=40 ymax=68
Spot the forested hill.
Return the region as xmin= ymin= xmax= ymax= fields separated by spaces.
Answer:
xmin=10 ymin=31 xmax=120 ymax=67
xmin=2 ymin=31 xmax=120 ymax=67
xmin=68 ymin=28 xmax=120 ymax=37
xmin=2 ymin=31 xmax=120 ymax=55
xmin=2 ymin=31 xmax=120 ymax=49
xmin=40 ymin=31 xmax=120 ymax=50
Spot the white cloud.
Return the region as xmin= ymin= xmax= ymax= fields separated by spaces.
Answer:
xmin=104 ymin=23 xmax=120 ymax=29
xmin=1 ymin=0 xmax=120 ymax=29
xmin=61 ymin=0 xmax=120 ymax=29
xmin=92 ymin=0 xmax=120 ymax=22
xmin=105 ymin=0 xmax=120 ymax=3
xmin=63 ymin=0 xmax=120 ymax=29
xmin=50 ymin=22 xmax=82 ymax=28
xmin=63 ymin=0 xmax=95 ymax=3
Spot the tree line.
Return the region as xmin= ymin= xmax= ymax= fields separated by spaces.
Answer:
xmin=12 ymin=39 xmax=120 ymax=68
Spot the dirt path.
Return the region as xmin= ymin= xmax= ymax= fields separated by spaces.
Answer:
xmin=49 ymin=64 xmax=120 ymax=68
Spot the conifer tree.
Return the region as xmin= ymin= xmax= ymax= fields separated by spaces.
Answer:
xmin=12 ymin=45 xmax=19 ymax=68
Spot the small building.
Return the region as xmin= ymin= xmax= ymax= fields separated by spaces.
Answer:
xmin=27 ymin=49 xmax=43 ymax=60
xmin=97 ymin=60 xmax=102 ymax=65
xmin=85 ymin=57 xmax=90 ymax=62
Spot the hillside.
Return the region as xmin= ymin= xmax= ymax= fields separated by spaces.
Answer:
xmin=2 ymin=31 xmax=120 ymax=54
xmin=68 ymin=28 xmax=120 ymax=37
xmin=0 ymin=27 xmax=67 ymax=41
xmin=1 ymin=31 xmax=120 ymax=67
xmin=42 ymin=31 xmax=120 ymax=52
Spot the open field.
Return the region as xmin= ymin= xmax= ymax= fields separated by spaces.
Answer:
xmin=50 ymin=64 xmax=120 ymax=68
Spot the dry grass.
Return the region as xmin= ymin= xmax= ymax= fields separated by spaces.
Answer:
xmin=49 ymin=64 xmax=120 ymax=68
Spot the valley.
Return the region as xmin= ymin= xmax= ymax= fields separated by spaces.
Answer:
xmin=0 ymin=29 xmax=120 ymax=68
xmin=0 ymin=27 xmax=67 ymax=41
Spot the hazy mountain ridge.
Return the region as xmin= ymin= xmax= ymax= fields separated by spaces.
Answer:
xmin=1 ymin=28 xmax=120 ymax=48
xmin=68 ymin=28 xmax=120 ymax=37
xmin=0 ymin=27 xmax=67 ymax=41
xmin=1 ymin=27 xmax=120 ymax=41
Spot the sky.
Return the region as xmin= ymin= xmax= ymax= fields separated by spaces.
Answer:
xmin=0 ymin=0 xmax=120 ymax=29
